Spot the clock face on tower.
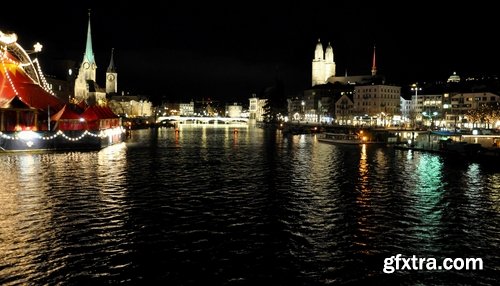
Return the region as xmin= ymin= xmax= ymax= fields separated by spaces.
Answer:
xmin=83 ymin=62 xmax=90 ymax=69
xmin=107 ymin=74 xmax=115 ymax=81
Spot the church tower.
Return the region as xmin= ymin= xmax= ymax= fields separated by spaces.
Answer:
xmin=324 ymin=42 xmax=336 ymax=81
xmin=74 ymin=11 xmax=97 ymax=102
xmin=106 ymin=48 xmax=117 ymax=94
xmin=311 ymin=39 xmax=325 ymax=86
xmin=312 ymin=39 xmax=336 ymax=86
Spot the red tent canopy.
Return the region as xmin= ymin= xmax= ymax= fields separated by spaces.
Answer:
xmin=82 ymin=105 xmax=119 ymax=120
xmin=49 ymin=104 xmax=87 ymax=131
xmin=50 ymin=104 xmax=82 ymax=121
xmin=0 ymin=50 xmax=65 ymax=112
xmin=81 ymin=105 xmax=99 ymax=121
xmin=101 ymin=105 xmax=119 ymax=118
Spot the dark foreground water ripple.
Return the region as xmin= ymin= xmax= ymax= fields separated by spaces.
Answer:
xmin=0 ymin=126 xmax=498 ymax=285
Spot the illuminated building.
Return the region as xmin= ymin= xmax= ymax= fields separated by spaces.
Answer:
xmin=312 ymin=39 xmax=336 ymax=86
xmin=312 ymin=40 xmax=383 ymax=87
xmin=248 ymin=96 xmax=267 ymax=122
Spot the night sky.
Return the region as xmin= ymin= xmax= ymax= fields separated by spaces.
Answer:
xmin=2 ymin=2 xmax=499 ymax=104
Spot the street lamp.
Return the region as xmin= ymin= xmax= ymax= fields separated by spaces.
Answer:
xmin=411 ymin=84 xmax=422 ymax=128
xmin=421 ymin=111 xmax=438 ymax=148
xmin=422 ymin=111 xmax=438 ymax=129
xmin=380 ymin=112 xmax=386 ymax=127
xmin=301 ymin=100 xmax=305 ymax=121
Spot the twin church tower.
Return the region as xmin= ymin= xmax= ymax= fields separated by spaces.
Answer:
xmin=311 ymin=39 xmax=377 ymax=86
xmin=74 ymin=12 xmax=117 ymax=104
xmin=311 ymin=39 xmax=336 ymax=86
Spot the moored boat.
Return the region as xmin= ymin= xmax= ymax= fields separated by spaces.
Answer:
xmin=318 ymin=132 xmax=385 ymax=145
xmin=0 ymin=128 xmax=124 ymax=152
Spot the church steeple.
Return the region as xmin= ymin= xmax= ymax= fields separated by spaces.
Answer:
xmin=74 ymin=10 xmax=98 ymax=102
xmin=325 ymin=42 xmax=334 ymax=63
xmin=371 ymin=45 xmax=377 ymax=76
xmin=324 ymin=41 xmax=336 ymax=80
xmin=83 ymin=10 xmax=95 ymax=65
xmin=314 ymin=38 xmax=324 ymax=60
xmin=106 ymin=48 xmax=118 ymax=94
xmin=107 ymin=48 xmax=116 ymax=72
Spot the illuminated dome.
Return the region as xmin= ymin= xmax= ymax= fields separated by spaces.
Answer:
xmin=447 ymin=71 xmax=461 ymax=83
xmin=0 ymin=30 xmax=64 ymax=111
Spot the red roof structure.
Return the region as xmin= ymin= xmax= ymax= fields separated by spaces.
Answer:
xmin=50 ymin=104 xmax=82 ymax=121
xmin=82 ymin=105 xmax=119 ymax=120
xmin=49 ymin=104 xmax=87 ymax=131
xmin=0 ymin=49 xmax=65 ymax=112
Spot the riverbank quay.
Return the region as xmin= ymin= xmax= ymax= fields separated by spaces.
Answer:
xmin=281 ymin=122 xmax=405 ymax=144
xmin=393 ymin=130 xmax=500 ymax=167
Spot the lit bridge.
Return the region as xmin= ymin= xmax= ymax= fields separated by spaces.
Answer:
xmin=156 ymin=116 xmax=249 ymax=124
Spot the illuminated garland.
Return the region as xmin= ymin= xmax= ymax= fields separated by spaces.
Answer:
xmin=0 ymin=127 xmax=125 ymax=141
xmin=0 ymin=47 xmax=19 ymax=95
xmin=0 ymin=46 xmax=55 ymax=96
xmin=32 ymin=58 xmax=55 ymax=95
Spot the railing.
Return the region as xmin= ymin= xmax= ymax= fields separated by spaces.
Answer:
xmin=156 ymin=116 xmax=249 ymax=124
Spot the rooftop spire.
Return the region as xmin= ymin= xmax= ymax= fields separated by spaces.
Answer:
xmin=107 ymin=48 xmax=116 ymax=72
xmin=83 ymin=10 xmax=95 ymax=64
xmin=371 ymin=45 xmax=377 ymax=76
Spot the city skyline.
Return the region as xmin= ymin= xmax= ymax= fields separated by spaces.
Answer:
xmin=2 ymin=2 xmax=499 ymax=103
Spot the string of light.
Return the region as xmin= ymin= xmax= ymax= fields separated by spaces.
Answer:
xmin=0 ymin=47 xmax=19 ymax=95
xmin=32 ymin=58 xmax=55 ymax=95
xmin=1 ymin=42 xmax=54 ymax=96
xmin=0 ymin=127 xmax=125 ymax=141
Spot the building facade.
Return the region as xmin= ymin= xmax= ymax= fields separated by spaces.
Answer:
xmin=227 ymin=103 xmax=243 ymax=118
xmin=249 ymin=96 xmax=267 ymax=122
xmin=179 ymin=101 xmax=195 ymax=116
xmin=353 ymin=85 xmax=401 ymax=115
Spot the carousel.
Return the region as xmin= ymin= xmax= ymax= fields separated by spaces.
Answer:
xmin=0 ymin=30 xmax=124 ymax=151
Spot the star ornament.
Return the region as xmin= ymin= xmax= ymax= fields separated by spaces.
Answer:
xmin=33 ymin=42 xmax=43 ymax=53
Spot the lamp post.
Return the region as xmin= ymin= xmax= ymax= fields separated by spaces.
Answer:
xmin=301 ymin=100 xmax=305 ymax=121
xmin=379 ymin=112 xmax=386 ymax=127
xmin=422 ymin=111 xmax=438 ymax=148
xmin=411 ymin=84 xmax=422 ymax=128
xmin=422 ymin=111 xmax=438 ymax=129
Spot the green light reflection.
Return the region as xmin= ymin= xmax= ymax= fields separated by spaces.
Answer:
xmin=413 ymin=154 xmax=444 ymax=243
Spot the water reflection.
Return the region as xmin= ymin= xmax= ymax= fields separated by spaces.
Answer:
xmin=0 ymin=145 xmax=131 ymax=284
xmin=0 ymin=129 xmax=498 ymax=285
xmin=358 ymin=144 xmax=369 ymax=194
xmin=413 ymin=155 xmax=444 ymax=250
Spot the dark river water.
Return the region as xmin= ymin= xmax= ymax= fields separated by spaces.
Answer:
xmin=0 ymin=126 xmax=498 ymax=285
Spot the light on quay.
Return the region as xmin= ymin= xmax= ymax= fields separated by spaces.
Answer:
xmin=411 ymin=83 xmax=422 ymax=126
